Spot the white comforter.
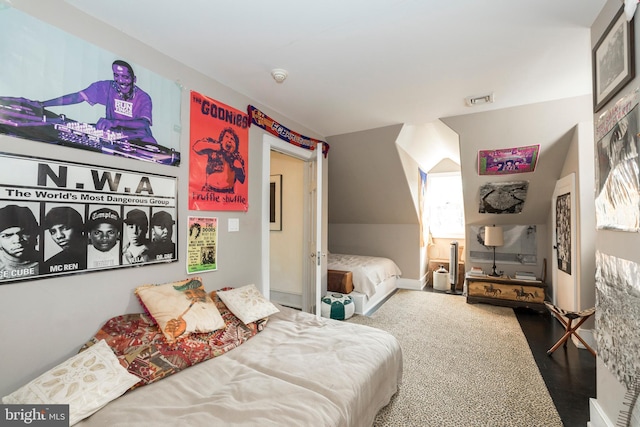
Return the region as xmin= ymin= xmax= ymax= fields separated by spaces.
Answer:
xmin=328 ymin=253 xmax=402 ymax=298
xmin=77 ymin=305 xmax=403 ymax=427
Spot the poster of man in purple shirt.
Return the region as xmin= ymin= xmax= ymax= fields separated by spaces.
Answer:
xmin=40 ymin=60 xmax=157 ymax=145
xmin=0 ymin=7 xmax=181 ymax=166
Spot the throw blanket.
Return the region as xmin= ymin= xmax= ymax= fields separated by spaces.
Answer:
xmin=80 ymin=291 xmax=265 ymax=389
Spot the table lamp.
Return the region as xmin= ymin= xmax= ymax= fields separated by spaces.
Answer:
xmin=484 ymin=225 xmax=504 ymax=277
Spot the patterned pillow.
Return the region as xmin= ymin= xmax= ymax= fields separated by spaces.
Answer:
xmin=135 ymin=277 xmax=225 ymax=341
xmin=2 ymin=340 xmax=140 ymax=426
xmin=217 ymin=284 xmax=279 ymax=324
xmin=80 ymin=292 xmax=268 ymax=389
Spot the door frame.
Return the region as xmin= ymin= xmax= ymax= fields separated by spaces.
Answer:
xmin=551 ymin=172 xmax=577 ymax=310
xmin=261 ymin=134 xmax=321 ymax=313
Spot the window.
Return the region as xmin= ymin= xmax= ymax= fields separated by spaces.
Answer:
xmin=426 ymin=172 xmax=465 ymax=238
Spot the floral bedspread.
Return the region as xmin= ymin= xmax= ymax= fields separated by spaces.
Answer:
xmin=80 ymin=291 xmax=266 ymax=389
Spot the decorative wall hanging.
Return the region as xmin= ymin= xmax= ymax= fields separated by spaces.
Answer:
xmin=0 ymin=153 xmax=177 ymax=284
xmin=595 ymin=251 xmax=640 ymax=391
xmin=555 ymin=193 xmax=572 ymax=274
xmin=269 ymin=175 xmax=282 ymax=231
xmin=477 ymin=144 xmax=539 ymax=175
xmin=0 ymin=7 xmax=182 ymax=166
xmin=468 ymin=225 xmax=537 ymax=266
xmin=189 ymin=92 xmax=249 ymax=211
xmin=594 ymin=90 xmax=640 ymax=232
xmin=478 ymin=181 xmax=528 ymax=214
xmin=593 ymin=6 xmax=635 ymax=113
xmin=186 ymin=216 xmax=218 ymax=274
xmin=248 ymin=105 xmax=329 ymax=156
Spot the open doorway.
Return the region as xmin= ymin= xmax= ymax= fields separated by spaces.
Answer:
xmin=261 ymin=134 xmax=322 ymax=315
xmin=269 ymin=151 xmax=305 ymax=308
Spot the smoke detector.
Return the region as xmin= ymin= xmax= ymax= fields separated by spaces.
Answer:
xmin=465 ymin=92 xmax=494 ymax=106
xmin=271 ymin=68 xmax=288 ymax=83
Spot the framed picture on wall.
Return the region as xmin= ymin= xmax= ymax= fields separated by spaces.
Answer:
xmin=270 ymin=174 xmax=282 ymax=231
xmin=593 ymin=6 xmax=635 ymax=113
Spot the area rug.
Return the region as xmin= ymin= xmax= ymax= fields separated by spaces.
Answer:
xmin=347 ymin=289 xmax=563 ymax=427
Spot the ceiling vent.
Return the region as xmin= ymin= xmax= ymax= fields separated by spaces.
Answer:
xmin=465 ymin=93 xmax=494 ymax=107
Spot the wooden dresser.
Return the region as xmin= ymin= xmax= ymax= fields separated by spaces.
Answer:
xmin=465 ymin=274 xmax=547 ymax=312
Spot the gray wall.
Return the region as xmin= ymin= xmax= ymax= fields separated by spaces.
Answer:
xmin=0 ymin=0 xmax=325 ymax=397
xmin=441 ymin=96 xmax=593 ymax=279
xmin=327 ymin=124 xmax=421 ymax=279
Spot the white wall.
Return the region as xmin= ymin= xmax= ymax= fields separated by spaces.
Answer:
xmin=0 ymin=0 xmax=326 ymax=397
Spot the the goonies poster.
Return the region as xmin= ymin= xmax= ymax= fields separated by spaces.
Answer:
xmin=189 ymin=92 xmax=249 ymax=211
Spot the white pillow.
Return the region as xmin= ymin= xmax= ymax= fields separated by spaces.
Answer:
xmin=2 ymin=340 xmax=140 ymax=426
xmin=217 ymin=284 xmax=279 ymax=324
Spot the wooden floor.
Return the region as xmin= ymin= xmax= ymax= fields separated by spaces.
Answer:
xmin=515 ymin=307 xmax=596 ymax=427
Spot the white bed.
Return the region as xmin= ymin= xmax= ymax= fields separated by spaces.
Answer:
xmin=328 ymin=253 xmax=402 ymax=315
xmin=76 ymin=304 xmax=403 ymax=427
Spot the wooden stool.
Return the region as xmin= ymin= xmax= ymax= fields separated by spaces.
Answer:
xmin=544 ymin=301 xmax=596 ymax=357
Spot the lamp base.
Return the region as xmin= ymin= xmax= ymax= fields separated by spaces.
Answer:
xmin=489 ymin=247 xmax=500 ymax=277
xmin=446 ymin=282 xmax=462 ymax=295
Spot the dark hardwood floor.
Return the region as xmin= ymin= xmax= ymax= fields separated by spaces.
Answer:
xmin=515 ymin=307 xmax=596 ymax=427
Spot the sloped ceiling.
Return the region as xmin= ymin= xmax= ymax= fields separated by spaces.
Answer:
xmin=327 ymin=124 xmax=417 ymax=224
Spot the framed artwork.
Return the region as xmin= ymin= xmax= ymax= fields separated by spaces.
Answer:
xmin=478 ymin=181 xmax=529 ymax=214
xmin=0 ymin=152 xmax=178 ymax=285
xmin=478 ymin=144 xmax=539 ymax=175
xmin=555 ymin=193 xmax=571 ymax=275
xmin=593 ymin=6 xmax=635 ymax=113
xmin=270 ymin=174 xmax=282 ymax=231
xmin=595 ymin=91 xmax=640 ymax=231
xmin=0 ymin=7 xmax=182 ymax=166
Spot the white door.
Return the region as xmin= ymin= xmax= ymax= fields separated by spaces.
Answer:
xmin=262 ymin=135 xmax=323 ymax=315
xmin=551 ymin=173 xmax=578 ymax=310
xmin=304 ymin=148 xmax=323 ymax=316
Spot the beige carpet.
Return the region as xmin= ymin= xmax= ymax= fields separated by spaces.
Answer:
xmin=347 ymin=289 xmax=563 ymax=427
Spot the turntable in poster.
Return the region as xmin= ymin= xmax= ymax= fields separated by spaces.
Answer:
xmin=0 ymin=96 xmax=179 ymax=165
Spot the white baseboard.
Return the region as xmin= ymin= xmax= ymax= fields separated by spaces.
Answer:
xmin=589 ymin=397 xmax=615 ymax=427
xmin=270 ymin=290 xmax=302 ymax=309
xmin=397 ymin=277 xmax=425 ymax=291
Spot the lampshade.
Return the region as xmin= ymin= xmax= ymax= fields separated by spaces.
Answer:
xmin=484 ymin=225 xmax=504 ymax=247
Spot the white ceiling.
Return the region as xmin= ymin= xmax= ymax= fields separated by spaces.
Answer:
xmin=64 ymin=0 xmax=607 ymax=137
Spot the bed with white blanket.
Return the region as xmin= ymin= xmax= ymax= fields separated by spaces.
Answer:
xmin=328 ymin=253 xmax=402 ymax=315
xmin=3 ymin=279 xmax=402 ymax=427
xmin=77 ymin=306 xmax=401 ymax=426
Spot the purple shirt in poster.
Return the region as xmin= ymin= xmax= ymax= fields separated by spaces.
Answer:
xmin=80 ymin=81 xmax=156 ymax=143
